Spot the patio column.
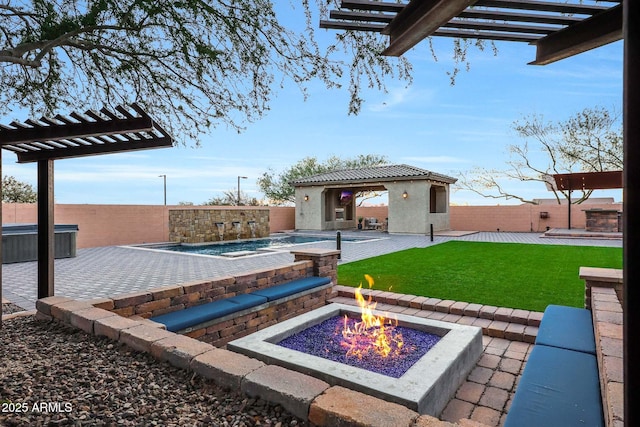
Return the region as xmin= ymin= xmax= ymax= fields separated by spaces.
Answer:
xmin=0 ymin=148 xmax=2 ymax=328
xmin=37 ymin=159 xmax=54 ymax=299
xmin=623 ymin=0 xmax=639 ymax=423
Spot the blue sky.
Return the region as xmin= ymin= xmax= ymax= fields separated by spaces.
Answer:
xmin=1 ymin=7 xmax=623 ymax=206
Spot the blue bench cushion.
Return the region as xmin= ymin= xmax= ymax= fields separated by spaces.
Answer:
xmin=150 ymin=276 xmax=330 ymax=331
xmin=151 ymin=300 xmax=240 ymax=332
xmin=252 ymin=276 xmax=331 ymax=301
xmin=505 ymin=345 xmax=603 ymax=427
xmin=227 ymin=293 xmax=268 ymax=310
xmin=535 ymin=305 xmax=596 ymax=354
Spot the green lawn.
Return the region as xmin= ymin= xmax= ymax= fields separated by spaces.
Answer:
xmin=337 ymin=241 xmax=622 ymax=312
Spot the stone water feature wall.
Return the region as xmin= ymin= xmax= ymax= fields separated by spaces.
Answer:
xmin=169 ymin=209 xmax=269 ymax=243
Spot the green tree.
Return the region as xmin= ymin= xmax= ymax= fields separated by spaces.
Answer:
xmin=2 ymin=176 xmax=38 ymax=203
xmin=257 ymin=154 xmax=388 ymax=205
xmin=457 ymin=106 xmax=623 ymax=204
xmin=0 ymin=0 xmax=413 ymax=145
xmin=203 ymin=190 xmax=260 ymax=206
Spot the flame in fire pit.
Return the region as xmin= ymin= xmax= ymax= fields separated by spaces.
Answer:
xmin=341 ymin=274 xmax=404 ymax=358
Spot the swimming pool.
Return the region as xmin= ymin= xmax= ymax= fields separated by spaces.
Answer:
xmin=147 ymin=234 xmax=359 ymax=257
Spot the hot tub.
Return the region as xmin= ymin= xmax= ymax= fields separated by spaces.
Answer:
xmin=2 ymin=223 xmax=79 ymax=264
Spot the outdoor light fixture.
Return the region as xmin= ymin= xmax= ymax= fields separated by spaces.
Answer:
xmin=237 ymin=175 xmax=248 ymax=205
xmin=304 ymin=194 xmax=309 ymax=202
xmin=402 ymin=191 xmax=408 ymax=199
xmin=158 ymin=174 xmax=167 ymax=205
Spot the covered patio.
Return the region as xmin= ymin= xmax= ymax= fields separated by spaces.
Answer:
xmin=292 ymin=164 xmax=457 ymax=233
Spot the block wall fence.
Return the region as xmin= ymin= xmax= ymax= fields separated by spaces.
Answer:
xmin=1 ymin=202 xmax=621 ymax=249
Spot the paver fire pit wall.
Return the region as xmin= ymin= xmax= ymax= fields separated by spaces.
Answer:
xmin=228 ymin=303 xmax=483 ymax=416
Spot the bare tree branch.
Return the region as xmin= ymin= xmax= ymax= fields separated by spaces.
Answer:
xmin=457 ymin=107 xmax=622 ymax=205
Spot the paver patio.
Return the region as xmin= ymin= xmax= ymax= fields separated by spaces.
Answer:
xmin=2 ymin=231 xmax=620 ymax=311
xmin=2 ymin=231 xmax=620 ymax=426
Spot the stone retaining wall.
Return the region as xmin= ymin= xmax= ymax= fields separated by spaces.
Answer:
xmin=580 ymin=266 xmax=623 ymax=310
xmin=184 ymin=285 xmax=333 ymax=347
xmin=89 ymin=249 xmax=340 ymax=346
xmin=590 ymin=287 xmax=624 ymax=427
xmin=579 ymin=267 xmax=624 ymax=427
xmin=93 ymin=261 xmax=312 ymax=319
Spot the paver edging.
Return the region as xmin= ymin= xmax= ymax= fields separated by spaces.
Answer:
xmin=591 ymin=286 xmax=624 ymax=427
xmin=330 ymin=287 xmax=542 ymax=338
xmin=34 ymin=295 xmax=484 ymax=426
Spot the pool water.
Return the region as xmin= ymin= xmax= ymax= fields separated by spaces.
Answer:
xmin=155 ymin=235 xmax=344 ymax=256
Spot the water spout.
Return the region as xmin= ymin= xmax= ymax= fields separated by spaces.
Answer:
xmin=232 ymin=221 xmax=241 ymax=239
xmin=215 ymin=222 xmax=225 ymax=241
xmin=248 ymin=221 xmax=256 ymax=238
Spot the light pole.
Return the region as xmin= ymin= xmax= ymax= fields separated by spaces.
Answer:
xmin=237 ymin=176 xmax=247 ymax=205
xmin=158 ymin=174 xmax=166 ymax=205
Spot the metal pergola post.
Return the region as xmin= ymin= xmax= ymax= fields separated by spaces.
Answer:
xmin=37 ymin=159 xmax=55 ymax=299
xmin=623 ymin=0 xmax=638 ymax=423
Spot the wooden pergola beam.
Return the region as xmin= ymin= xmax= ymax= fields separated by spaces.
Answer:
xmin=381 ymin=0 xmax=477 ymax=57
xmin=530 ymin=4 xmax=623 ymax=65
xmin=458 ymin=9 xmax=581 ymax=26
xmin=14 ymin=135 xmax=173 ymax=163
xmin=475 ymin=0 xmax=610 ymax=15
xmin=320 ymin=20 xmax=386 ymax=32
xmin=0 ymin=116 xmax=153 ymax=145
xmin=341 ymin=0 xmax=404 ymax=13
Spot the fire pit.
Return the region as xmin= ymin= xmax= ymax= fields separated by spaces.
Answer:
xmin=228 ymin=303 xmax=482 ymax=415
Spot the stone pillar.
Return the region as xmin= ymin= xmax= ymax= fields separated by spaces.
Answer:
xmin=580 ymin=266 xmax=623 ymax=309
xmin=290 ymin=248 xmax=340 ymax=284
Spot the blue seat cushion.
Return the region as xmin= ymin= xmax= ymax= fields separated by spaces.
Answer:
xmin=252 ymin=276 xmax=331 ymax=302
xmin=535 ymin=305 xmax=596 ymax=354
xmin=151 ymin=299 xmax=240 ymax=332
xmin=505 ymin=345 xmax=603 ymax=427
xmin=227 ymin=293 xmax=268 ymax=310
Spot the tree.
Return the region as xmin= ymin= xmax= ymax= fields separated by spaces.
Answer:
xmin=456 ymin=106 xmax=622 ymax=204
xmin=0 ymin=1 xmax=498 ymax=146
xmin=203 ymin=190 xmax=260 ymax=206
xmin=257 ymin=154 xmax=388 ymax=205
xmin=0 ymin=0 xmax=413 ymax=145
xmin=2 ymin=176 xmax=38 ymax=203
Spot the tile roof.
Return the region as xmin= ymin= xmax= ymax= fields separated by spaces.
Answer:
xmin=291 ymin=164 xmax=457 ymax=186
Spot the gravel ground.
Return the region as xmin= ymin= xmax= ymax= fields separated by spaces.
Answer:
xmin=2 ymin=303 xmax=26 ymax=316
xmin=0 ymin=316 xmax=306 ymax=427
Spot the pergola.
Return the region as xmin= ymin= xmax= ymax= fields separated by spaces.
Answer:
xmin=320 ymin=0 xmax=622 ymax=64
xmin=0 ymin=103 xmax=173 ymax=313
xmin=552 ymin=171 xmax=624 ymax=229
xmin=321 ymin=0 xmax=637 ymax=423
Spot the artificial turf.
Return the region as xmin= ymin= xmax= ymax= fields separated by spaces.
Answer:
xmin=337 ymin=241 xmax=622 ymax=312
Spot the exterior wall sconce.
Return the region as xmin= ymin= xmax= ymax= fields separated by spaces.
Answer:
xmin=304 ymin=194 xmax=309 ymax=202
xmin=402 ymin=191 xmax=408 ymax=199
